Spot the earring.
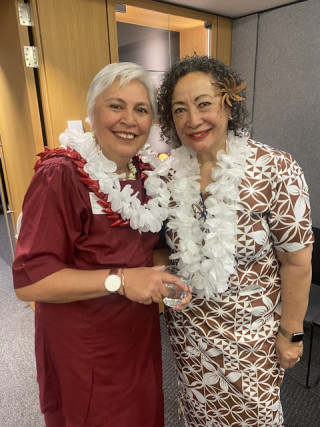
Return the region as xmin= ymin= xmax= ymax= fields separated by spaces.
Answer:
xmin=229 ymin=115 xmax=233 ymax=121
xmin=91 ymin=132 xmax=97 ymax=143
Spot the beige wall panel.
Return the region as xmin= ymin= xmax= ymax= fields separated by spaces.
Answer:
xmin=216 ymin=16 xmax=232 ymax=65
xmin=180 ymin=26 xmax=208 ymax=58
xmin=0 ymin=0 xmax=41 ymax=227
xmin=32 ymin=0 xmax=111 ymax=147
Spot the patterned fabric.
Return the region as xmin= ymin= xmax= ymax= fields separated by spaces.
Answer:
xmin=165 ymin=139 xmax=314 ymax=426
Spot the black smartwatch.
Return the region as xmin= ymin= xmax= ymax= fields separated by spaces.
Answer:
xmin=279 ymin=326 xmax=304 ymax=343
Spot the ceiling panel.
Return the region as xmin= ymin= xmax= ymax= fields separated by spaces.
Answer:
xmin=154 ymin=0 xmax=308 ymax=18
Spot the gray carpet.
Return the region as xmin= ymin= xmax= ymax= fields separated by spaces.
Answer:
xmin=1 ymin=213 xmax=320 ymax=426
xmin=0 ymin=235 xmax=44 ymax=426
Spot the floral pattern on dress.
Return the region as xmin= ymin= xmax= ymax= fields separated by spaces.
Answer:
xmin=165 ymin=139 xmax=313 ymax=426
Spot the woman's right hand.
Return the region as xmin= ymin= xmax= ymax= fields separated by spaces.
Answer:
xmin=121 ymin=267 xmax=188 ymax=305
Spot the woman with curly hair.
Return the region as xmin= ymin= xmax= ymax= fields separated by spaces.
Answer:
xmin=157 ymin=55 xmax=313 ymax=426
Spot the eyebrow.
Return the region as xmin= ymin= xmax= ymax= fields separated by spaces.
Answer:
xmin=135 ymin=101 xmax=151 ymax=107
xmin=172 ymin=94 xmax=214 ymax=107
xmin=105 ymin=97 xmax=124 ymax=103
xmin=105 ymin=97 xmax=150 ymax=107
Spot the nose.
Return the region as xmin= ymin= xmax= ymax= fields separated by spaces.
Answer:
xmin=120 ymin=109 xmax=136 ymax=127
xmin=186 ymin=108 xmax=202 ymax=128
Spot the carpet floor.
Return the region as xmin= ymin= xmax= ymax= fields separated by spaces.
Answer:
xmin=1 ymin=213 xmax=319 ymax=426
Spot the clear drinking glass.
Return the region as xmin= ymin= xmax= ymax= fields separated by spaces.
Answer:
xmin=163 ymin=265 xmax=191 ymax=307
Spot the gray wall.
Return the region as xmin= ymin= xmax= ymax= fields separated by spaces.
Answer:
xmin=231 ymin=0 xmax=320 ymax=227
xmin=117 ymin=22 xmax=180 ymax=72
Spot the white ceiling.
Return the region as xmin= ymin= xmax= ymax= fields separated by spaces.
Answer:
xmin=155 ymin=0 xmax=307 ymax=18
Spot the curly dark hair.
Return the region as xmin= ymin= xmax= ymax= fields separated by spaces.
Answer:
xmin=157 ymin=55 xmax=250 ymax=148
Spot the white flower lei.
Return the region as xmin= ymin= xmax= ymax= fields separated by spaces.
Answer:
xmin=166 ymin=132 xmax=251 ymax=299
xmin=59 ymin=128 xmax=170 ymax=233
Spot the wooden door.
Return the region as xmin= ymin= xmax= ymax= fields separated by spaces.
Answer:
xmin=0 ymin=0 xmax=43 ymax=235
xmin=31 ymin=0 xmax=111 ymax=147
xmin=0 ymin=0 xmax=112 ymax=240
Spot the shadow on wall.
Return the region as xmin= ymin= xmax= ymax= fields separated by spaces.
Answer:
xmin=117 ymin=22 xmax=180 ymax=71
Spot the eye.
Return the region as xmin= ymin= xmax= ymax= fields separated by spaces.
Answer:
xmin=109 ymin=103 xmax=123 ymax=111
xmin=199 ymin=101 xmax=211 ymax=109
xmin=173 ymin=107 xmax=186 ymax=115
xmin=136 ymin=106 xmax=150 ymax=115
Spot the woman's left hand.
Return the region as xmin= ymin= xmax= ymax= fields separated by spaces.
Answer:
xmin=275 ymin=331 xmax=303 ymax=369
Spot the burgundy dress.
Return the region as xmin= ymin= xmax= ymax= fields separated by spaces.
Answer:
xmin=12 ymin=155 xmax=164 ymax=427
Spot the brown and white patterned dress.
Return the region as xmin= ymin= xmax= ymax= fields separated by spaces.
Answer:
xmin=165 ymin=139 xmax=314 ymax=426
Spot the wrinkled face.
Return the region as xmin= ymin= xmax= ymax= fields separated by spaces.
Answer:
xmin=171 ymin=72 xmax=230 ymax=156
xmin=91 ymin=79 xmax=152 ymax=163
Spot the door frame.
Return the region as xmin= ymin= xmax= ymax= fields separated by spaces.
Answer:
xmin=106 ymin=0 xmax=232 ymax=64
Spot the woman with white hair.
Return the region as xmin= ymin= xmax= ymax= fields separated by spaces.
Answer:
xmin=12 ymin=62 xmax=191 ymax=427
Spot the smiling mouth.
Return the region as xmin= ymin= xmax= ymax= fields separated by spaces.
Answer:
xmin=188 ymin=130 xmax=211 ymax=140
xmin=114 ymin=132 xmax=136 ymax=140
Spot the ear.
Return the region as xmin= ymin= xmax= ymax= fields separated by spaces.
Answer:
xmin=88 ymin=115 xmax=94 ymax=131
xmin=85 ymin=116 xmax=94 ymax=130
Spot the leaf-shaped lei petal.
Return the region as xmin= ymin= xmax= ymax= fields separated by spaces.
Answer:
xmin=50 ymin=128 xmax=172 ymax=233
xmin=216 ymin=74 xmax=247 ymax=107
xmin=166 ymin=132 xmax=252 ymax=299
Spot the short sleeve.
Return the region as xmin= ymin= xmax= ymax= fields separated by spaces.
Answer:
xmin=12 ymin=158 xmax=87 ymax=288
xmin=268 ymin=152 xmax=314 ymax=252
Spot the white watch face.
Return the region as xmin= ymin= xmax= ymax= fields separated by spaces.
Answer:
xmin=104 ymin=274 xmax=121 ymax=292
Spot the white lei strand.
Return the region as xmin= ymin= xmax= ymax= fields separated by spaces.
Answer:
xmin=167 ymin=132 xmax=251 ymax=299
xmin=59 ymin=128 xmax=170 ymax=234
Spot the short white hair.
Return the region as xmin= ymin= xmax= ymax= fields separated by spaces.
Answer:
xmin=87 ymin=62 xmax=157 ymax=124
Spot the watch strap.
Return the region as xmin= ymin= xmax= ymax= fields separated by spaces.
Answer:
xmin=279 ymin=326 xmax=304 ymax=342
xmin=109 ymin=268 xmax=118 ymax=276
xmin=121 ymin=269 xmax=126 ymax=296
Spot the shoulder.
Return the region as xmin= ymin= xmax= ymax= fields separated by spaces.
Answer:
xmin=248 ymin=139 xmax=291 ymax=159
xmin=34 ymin=153 xmax=78 ymax=179
xmin=27 ymin=154 xmax=83 ymax=199
xmin=247 ymin=140 xmax=308 ymax=199
xmin=23 ymin=151 xmax=89 ymax=215
xmin=247 ymin=139 xmax=298 ymax=170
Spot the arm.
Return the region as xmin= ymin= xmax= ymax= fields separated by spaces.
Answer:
xmin=15 ymin=268 xmax=110 ymax=303
xmin=275 ymin=244 xmax=313 ymax=369
xmin=14 ymin=160 xmax=190 ymax=307
xmin=267 ymin=152 xmax=314 ymax=368
xmin=15 ymin=266 xmax=188 ymax=305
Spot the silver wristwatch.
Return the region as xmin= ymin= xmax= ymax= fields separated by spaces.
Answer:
xmin=104 ymin=268 xmax=121 ymax=293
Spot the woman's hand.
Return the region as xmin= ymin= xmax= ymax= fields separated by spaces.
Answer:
xmin=275 ymin=331 xmax=303 ymax=369
xmin=154 ymin=264 xmax=192 ymax=310
xmin=122 ymin=267 xmax=189 ymax=305
xmin=171 ymin=285 xmax=192 ymax=311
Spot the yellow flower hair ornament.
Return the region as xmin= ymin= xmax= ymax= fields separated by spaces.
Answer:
xmin=216 ymin=74 xmax=247 ymax=107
